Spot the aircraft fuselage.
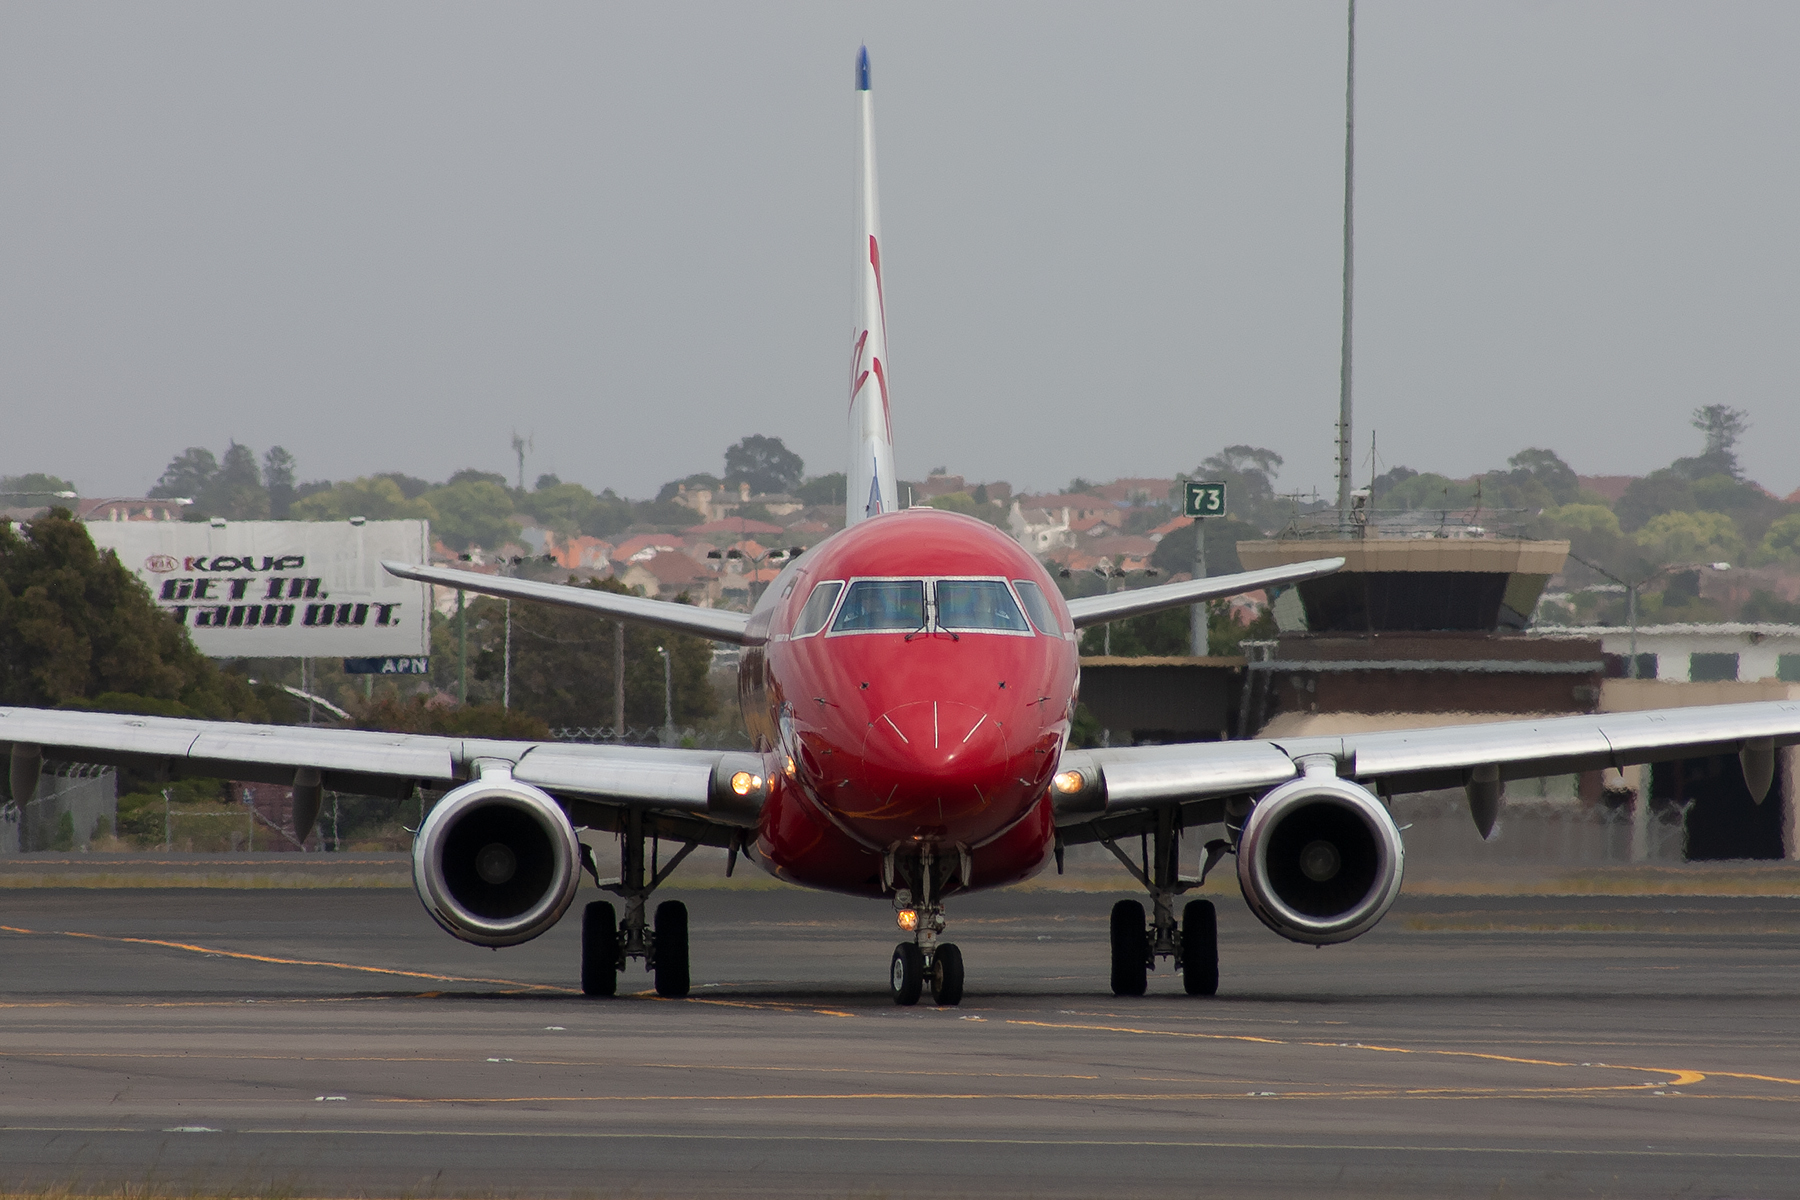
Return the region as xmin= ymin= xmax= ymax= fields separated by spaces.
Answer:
xmin=737 ymin=509 xmax=1079 ymax=896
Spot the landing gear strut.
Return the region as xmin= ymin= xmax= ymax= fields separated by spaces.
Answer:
xmin=1102 ymin=807 xmax=1220 ymax=997
xmin=580 ymin=809 xmax=698 ymax=998
xmin=888 ymin=846 xmax=965 ymax=1007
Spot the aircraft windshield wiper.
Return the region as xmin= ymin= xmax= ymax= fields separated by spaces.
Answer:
xmin=903 ymin=598 xmax=957 ymax=642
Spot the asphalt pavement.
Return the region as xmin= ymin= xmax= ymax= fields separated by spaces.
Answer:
xmin=5 ymin=878 xmax=1800 ymax=1198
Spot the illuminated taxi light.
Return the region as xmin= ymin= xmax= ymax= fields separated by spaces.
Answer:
xmin=751 ymin=775 xmax=764 ymax=790
xmin=1053 ymin=771 xmax=1084 ymax=794
xmin=730 ymin=771 xmax=755 ymax=796
xmin=896 ymin=909 xmax=919 ymax=931
xmin=784 ymin=756 xmax=797 ymax=778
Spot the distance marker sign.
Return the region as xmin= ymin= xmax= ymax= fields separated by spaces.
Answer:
xmin=1183 ymin=481 xmax=1227 ymax=519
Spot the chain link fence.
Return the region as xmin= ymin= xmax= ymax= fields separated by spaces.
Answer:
xmin=0 ymin=763 xmax=117 ymax=854
xmin=1393 ymin=785 xmax=1691 ymax=867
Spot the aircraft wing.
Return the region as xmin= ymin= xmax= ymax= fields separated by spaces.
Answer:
xmin=0 ymin=707 xmax=764 ymax=844
xmin=381 ymin=562 xmax=754 ymax=645
xmin=1063 ymin=558 xmax=1344 ymax=629
xmin=1051 ymin=700 xmax=1800 ymax=836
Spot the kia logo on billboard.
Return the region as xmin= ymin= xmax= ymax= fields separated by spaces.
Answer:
xmin=145 ymin=555 xmax=178 ymax=573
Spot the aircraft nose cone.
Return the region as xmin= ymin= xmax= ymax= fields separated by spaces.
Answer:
xmin=853 ymin=701 xmax=1014 ymax=832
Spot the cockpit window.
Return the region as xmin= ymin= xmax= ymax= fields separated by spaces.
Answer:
xmin=1012 ymin=580 xmax=1061 ymax=635
xmin=830 ymin=579 xmax=926 ymax=632
xmin=791 ymin=580 xmax=843 ymax=637
xmin=934 ymin=579 xmax=1030 ymax=632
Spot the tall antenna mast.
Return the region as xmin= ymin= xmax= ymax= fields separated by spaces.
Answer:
xmin=1336 ymin=0 xmax=1357 ymax=531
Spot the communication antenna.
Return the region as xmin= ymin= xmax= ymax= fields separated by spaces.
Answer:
xmin=511 ymin=430 xmax=535 ymax=491
xmin=1335 ymin=0 xmax=1357 ymax=531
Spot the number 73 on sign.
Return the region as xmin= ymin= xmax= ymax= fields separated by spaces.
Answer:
xmin=1183 ymin=481 xmax=1226 ymax=519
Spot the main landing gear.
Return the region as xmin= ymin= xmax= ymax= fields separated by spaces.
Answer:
xmin=579 ymin=809 xmax=698 ymax=998
xmin=1101 ymin=807 xmax=1221 ymax=998
xmin=887 ymin=845 xmax=965 ymax=1007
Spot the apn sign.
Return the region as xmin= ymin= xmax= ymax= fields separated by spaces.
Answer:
xmin=343 ymin=657 xmax=431 ymax=676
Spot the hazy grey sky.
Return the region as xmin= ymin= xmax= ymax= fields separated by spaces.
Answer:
xmin=3 ymin=3 xmax=1797 ymax=501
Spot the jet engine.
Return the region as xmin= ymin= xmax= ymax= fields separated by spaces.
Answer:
xmin=412 ymin=772 xmax=582 ymax=947
xmin=1236 ymin=773 xmax=1404 ymax=945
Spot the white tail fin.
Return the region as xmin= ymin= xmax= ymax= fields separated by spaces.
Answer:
xmin=847 ymin=46 xmax=899 ymax=526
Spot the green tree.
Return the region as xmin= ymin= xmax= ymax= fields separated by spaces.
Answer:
xmin=353 ymin=694 xmax=548 ymax=739
xmin=0 ymin=473 xmax=77 ymax=504
xmin=421 ymin=480 xmax=519 ymax=551
xmin=723 ymin=435 xmax=805 ymax=495
xmin=446 ymin=468 xmax=509 ymax=489
xmin=1679 ymin=404 xmax=1749 ymax=480
xmin=460 ymin=579 xmax=718 ymax=730
xmin=375 ymin=472 xmax=434 ymax=499
xmin=520 ymin=481 xmax=602 ymax=537
xmin=149 ymin=447 xmax=219 ymax=502
xmin=1755 ymin=513 xmax=1800 ymax=565
xmin=1504 ymin=448 xmax=1580 ymax=506
xmin=263 ymin=447 xmax=298 ymax=518
xmin=1381 ymin=472 xmax=1481 ymax=513
xmin=1540 ymin=503 xmax=1621 ymax=540
xmin=1076 ymin=599 xmax=1273 ymax=658
xmin=0 ymin=512 xmax=260 ymax=718
xmin=1614 ymin=470 xmax=1697 ymax=533
xmin=195 ymin=441 xmax=269 ymax=519
xmin=796 ymin=473 xmax=847 ymax=505
xmin=919 ymin=491 xmax=1005 ymax=528
xmin=634 ymin=497 xmax=706 ymax=527
xmin=290 ymin=477 xmax=437 ymax=523
xmin=1149 ymin=517 xmax=1263 ymax=577
xmin=1633 ymin=510 xmax=1745 ymax=565
xmin=516 ymin=480 xmax=636 ymax=539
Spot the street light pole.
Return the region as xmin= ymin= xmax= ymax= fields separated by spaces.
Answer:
xmin=1192 ymin=519 xmax=1208 ymax=656
xmin=657 ymin=645 xmax=675 ymax=745
xmin=1566 ymin=552 xmax=1679 ymax=681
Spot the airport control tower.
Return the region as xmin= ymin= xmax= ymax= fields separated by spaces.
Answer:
xmin=1233 ymin=509 xmax=1591 ymax=723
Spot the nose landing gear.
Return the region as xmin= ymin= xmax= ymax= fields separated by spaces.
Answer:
xmin=1101 ymin=808 xmax=1221 ymax=997
xmin=888 ymin=846 xmax=965 ymax=1007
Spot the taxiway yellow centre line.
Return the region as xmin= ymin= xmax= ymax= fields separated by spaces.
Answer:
xmin=0 ymin=924 xmax=576 ymax=993
xmin=1005 ymin=1019 xmax=1716 ymax=1090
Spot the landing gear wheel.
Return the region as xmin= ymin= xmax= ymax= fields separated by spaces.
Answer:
xmin=931 ymin=943 xmax=965 ymax=1007
xmin=890 ymin=942 xmax=925 ymax=1006
xmin=653 ymin=900 xmax=690 ymax=998
xmin=581 ymin=901 xmax=618 ymax=997
xmin=1180 ymin=898 xmax=1219 ymax=996
xmin=1110 ymin=899 xmax=1148 ymax=997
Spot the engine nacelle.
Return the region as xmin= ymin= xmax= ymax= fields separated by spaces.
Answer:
xmin=1236 ymin=774 xmax=1404 ymax=945
xmin=412 ymin=773 xmax=581 ymax=947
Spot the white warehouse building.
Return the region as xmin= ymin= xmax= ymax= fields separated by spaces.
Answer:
xmin=1549 ymin=623 xmax=1800 ymax=684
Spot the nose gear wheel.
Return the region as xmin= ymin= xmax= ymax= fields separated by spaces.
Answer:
xmin=886 ymin=845 xmax=965 ymax=1007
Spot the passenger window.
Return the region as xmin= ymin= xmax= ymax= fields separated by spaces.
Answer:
xmin=1012 ymin=580 xmax=1061 ymax=635
xmin=935 ymin=580 xmax=1030 ymax=632
xmin=791 ymin=581 xmax=843 ymax=637
xmin=831 ymin=579 xmax=926 ymax=632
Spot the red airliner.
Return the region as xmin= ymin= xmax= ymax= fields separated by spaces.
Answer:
xmin=7 ymin=48 xmax=1800 ymax=1007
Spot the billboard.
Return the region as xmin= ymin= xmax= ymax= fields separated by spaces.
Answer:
xmin=87 ymin=520 xmax=431 ymax=658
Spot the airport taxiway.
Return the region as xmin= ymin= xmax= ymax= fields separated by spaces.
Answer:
xmin=4 ymin=874 xmax=1800 ymax=1198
